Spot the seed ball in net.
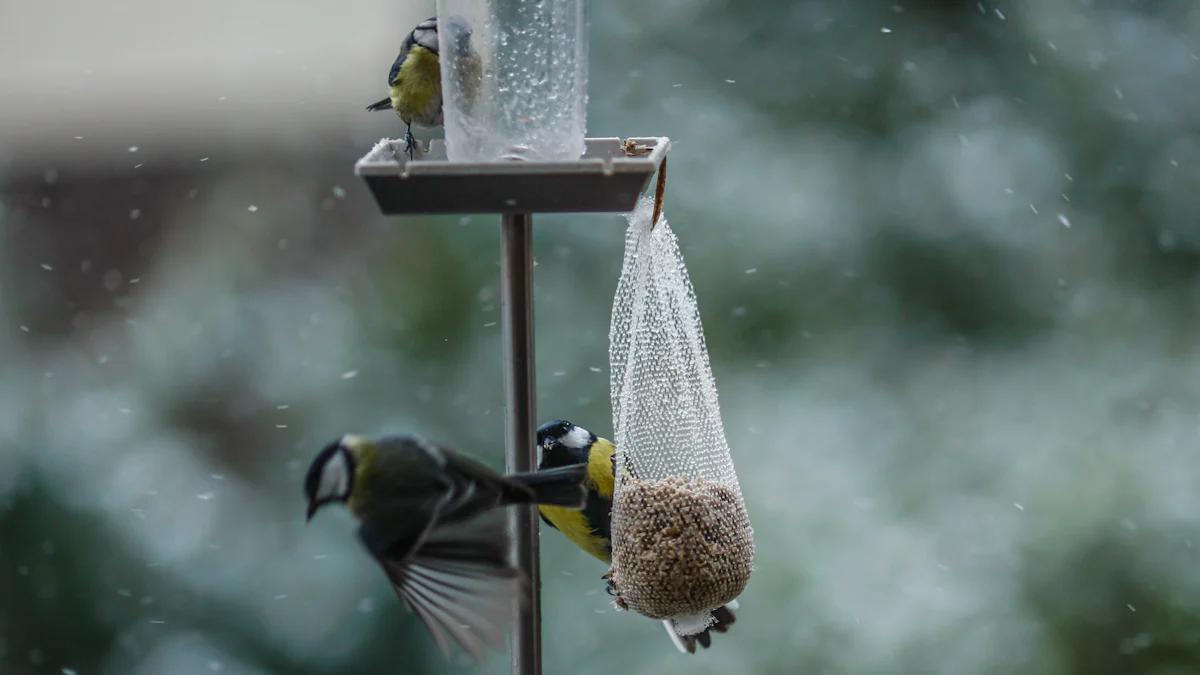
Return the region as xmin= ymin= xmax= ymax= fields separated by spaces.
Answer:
xmin=610 ymin=475 xmax=754 ymax=620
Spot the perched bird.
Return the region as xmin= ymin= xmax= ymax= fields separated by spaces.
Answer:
xmin=305 ymin=433 xmax=588 ymax=661
xmin=366 ymin=16 xmax=479 ymax=159
xmin=536 ymin=420 xmax=740 ymax=654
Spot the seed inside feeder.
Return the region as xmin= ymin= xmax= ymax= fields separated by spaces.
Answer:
xmin=610 ymin=475 xmax=754 ymax=620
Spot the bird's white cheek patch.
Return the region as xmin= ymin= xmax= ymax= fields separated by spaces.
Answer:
xmin=319 ymin=451 xmax=351 ymax=501
xmin=563 ymin=426 xmax=592 ymax=449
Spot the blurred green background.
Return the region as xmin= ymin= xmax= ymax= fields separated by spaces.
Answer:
xmin=5 ymin=0 xmax=1200 ymax=673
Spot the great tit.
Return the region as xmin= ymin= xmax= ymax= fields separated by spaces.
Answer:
xmin=305 ymin=433 xmax=588 ymax=661
xmin=366 ymin=16 xmax=478 ymax=159
xmin=535 ymin=420 xmax=740 ymax=654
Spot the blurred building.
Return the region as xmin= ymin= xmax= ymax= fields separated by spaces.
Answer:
xmin=0 ymin=0 xmax=431 ymax=168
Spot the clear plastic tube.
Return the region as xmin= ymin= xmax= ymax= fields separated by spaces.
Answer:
xmin=437 ymin=0 xmax=588 ymax=162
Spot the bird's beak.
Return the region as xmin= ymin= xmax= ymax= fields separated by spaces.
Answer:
xmin=306 ymin=500 xmax=319 ymax=522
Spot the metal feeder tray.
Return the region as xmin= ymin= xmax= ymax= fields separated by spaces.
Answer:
xmin=354 ymin=136 xmax=669 ymax=215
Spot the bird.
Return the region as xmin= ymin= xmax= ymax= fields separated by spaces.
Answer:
xmin=535 ymin=419 xmax=740 ymax=654
xmin=305 ymin=433 xmax=589 ymax=661
xmin=366 ymin=16 xmax=480 ymax=160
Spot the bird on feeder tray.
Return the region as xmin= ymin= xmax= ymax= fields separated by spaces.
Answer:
xmin=304 ymin=433 xmax=589 ymax=661
xmin=367 ymin=16 xmax=480 ymax=160
xmin=535 ymin=419 xmax=740 ymax=654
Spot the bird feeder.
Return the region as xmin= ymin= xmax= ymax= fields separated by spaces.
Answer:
xmin=354 ymin=1 xmax=666 ymax=672
xmin=437 ymin=0 xmax=588 ymax=162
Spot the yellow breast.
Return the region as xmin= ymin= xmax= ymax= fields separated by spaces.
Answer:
xmin=390 ymin=47 xmax=442 ymax=127
xmin=540 ymin=504 xmax=612 ymax=564
xmin=538 ymin=437 xmax=617 ymax=564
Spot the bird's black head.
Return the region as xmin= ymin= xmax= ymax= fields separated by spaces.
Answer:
xmin=304 ymin=438 xmax=356 ymax=522
xmin=536 ymin=419 xmax=595 ymax=469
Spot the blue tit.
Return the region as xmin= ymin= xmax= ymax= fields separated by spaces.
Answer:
xmin=366 ymin=16 xmax=479 ymax=159
xmin=535 ymin=420 xmax=740 ymax=654
xmin=305 ymin=433 xmax=588 ymax=661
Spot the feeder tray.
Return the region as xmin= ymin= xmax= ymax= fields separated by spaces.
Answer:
xmin=354 ymin=137 xmax=669 ymax=215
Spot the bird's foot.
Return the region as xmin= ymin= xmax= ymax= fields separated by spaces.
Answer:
xmin=602 ymin=568 xmax=616 ymax=596
xmin=403 ymin=127 xmax=416 ymax=160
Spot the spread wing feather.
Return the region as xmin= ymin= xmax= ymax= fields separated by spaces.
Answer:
xmin=364 ymin=511 xmax=520 ymax=662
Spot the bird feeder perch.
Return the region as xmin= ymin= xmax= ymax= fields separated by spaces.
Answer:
xmin=354 ymin=2 xmax=668 ymax=673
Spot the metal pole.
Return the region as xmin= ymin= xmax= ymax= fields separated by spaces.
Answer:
xmin=500 ymin=212 xmax=541 ymax=675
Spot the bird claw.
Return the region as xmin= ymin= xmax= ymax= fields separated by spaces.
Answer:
xmin=601 ymin=569 xmax=616 ymax=596
xmin=403 ymin=127 xmax=416 ymax=161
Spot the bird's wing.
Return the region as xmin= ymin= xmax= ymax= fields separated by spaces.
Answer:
xmin=387 ymin=50 xmax=409 ymax=86
xmin=363 ymin=509 xmax=519 ymax=662
xmin=351 ymin=438 xmax=451 ymax=550
xmin=588 ymin=437 xmax=617 ymax=498
xmin=439 ymin=445 xmax=509 ymax=484
xmin=580 ymin=437 xmax=616 ymax=544
xmin=362 ymin=435 xmax=522 ymax=537
xmin=356 ymin=483 xmax=446 ymax=569
xmin=439 ymin=447 xmax=536 ymax=517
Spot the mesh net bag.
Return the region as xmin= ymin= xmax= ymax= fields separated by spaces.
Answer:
xmin=607 ymin=195 xmax=754 ymax=626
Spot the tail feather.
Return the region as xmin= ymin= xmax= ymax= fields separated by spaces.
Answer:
xmin=709 ymin=604 xmax=737 ymax=633
xmin=666 ymin=603 xmax=739 ymax=654
xmin=366 ymin=97 xmax=392 ymax=112
xmin=507 ymin=464 xmax=587 ymax=508
xmin=663 ymin=620 xmax=689 ymax=653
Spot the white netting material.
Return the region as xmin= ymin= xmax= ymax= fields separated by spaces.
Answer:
xmin=608 ymin=196 xmax=754 ymax=622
